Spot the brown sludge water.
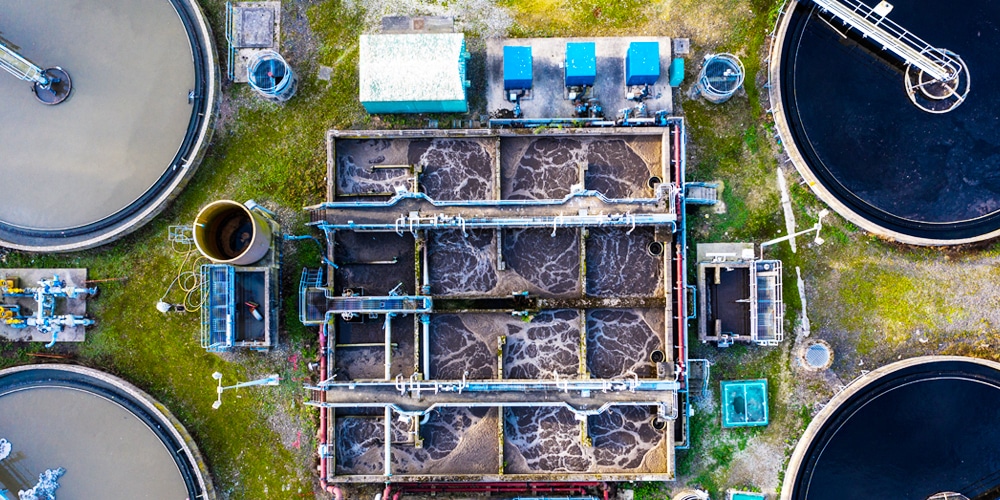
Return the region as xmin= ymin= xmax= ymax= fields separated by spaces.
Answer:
xmin=330 ymin=132 xmax=670 ymax=477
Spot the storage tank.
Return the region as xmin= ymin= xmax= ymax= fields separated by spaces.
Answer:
xmin=247 ymin=50 xmax=296 ymax=103
xmin=0 ymin=0 xmax=217 ymax=252
xmin=0 ymin=365 xmax=215 ymax=499
xmin=193 ymin=200 xmax=272 ymax=265
xmin=770 ymin=0 xmax=998 ymax=245
xmin=669 ymin=57 xmax=685 ymax=87
xmin=694 ymin=53 xmax=744 ymax=103
xmin=783 ymin=356 xmax=1000 ymax=499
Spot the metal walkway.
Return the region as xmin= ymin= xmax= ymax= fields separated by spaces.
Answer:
xmin=325 ymin=295 xmax=433 ymax=315
xmin=307 ymin=376 xmax=678 ymax=418
xmin=810 ymin=0 xmax=958 ymax=82
xmin=0 ymin=43 xmax=46 ymax=84
xmin=685 ymin=182 xmax=719 ymax=206
xmin=308 ymin=189 xmax=677 ymax=233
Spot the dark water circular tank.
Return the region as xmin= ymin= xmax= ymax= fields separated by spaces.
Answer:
xmin=783 ymin=356 xmax=1000 ymax=499
xmin=771 ymin=0 xmax=1000 ymax=244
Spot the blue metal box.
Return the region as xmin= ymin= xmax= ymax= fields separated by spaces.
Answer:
xmin=626 ymin=41 xmax=660 ymax=86
xmin=565 ymin=42 xmax=596 ymax=87
xmin=669 ymin=57 xmax=685 ymax=86
xmin=503 ymin=45 xmax=533 ymax=90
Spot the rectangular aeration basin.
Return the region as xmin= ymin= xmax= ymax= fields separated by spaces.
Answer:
xmin=310 ymin=125 xmax=689 ymax=484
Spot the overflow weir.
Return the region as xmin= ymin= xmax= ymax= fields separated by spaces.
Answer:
xmin=301 ymin=123 xmax=691 ymax=484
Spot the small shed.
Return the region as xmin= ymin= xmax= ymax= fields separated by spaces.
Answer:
xmin=626 ymin=41 xmax=660 ymax=86
xmin=565 ymin=42 xmax=596 ymax=87
xmin=503 ymin=45 xmax=533 ymax=90
xmin=359 ymin=33 xmax=470 ymax=113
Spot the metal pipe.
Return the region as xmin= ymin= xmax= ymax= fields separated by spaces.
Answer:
xmin=0 ymin=43 xmax=48 ymax=85
xmin=383 ymin=406 xmax=392 ymax=476
xmin=319 ymin=213 xmax=676 ymax=233
xmin=389 ymin=481 xmax=600 ymax=495
xmin=384 ymin=314 xmax=393 ymax=381
xmin=368 ymin=164 xmax=414 ymax=170
xmin=309 ymin=189 xmax=664 ymax=211
xmin=318 ymin=314 xmax=330 ymax=489
xmin=421 ymin=314 xmax=431 ymax=380
xmin=673 ymin=123 xmax=687 ymax=379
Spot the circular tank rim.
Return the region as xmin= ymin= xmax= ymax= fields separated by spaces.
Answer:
xmin=779 ymin=355 xmax=1000 ymax=499
xmin=193 ymin=199 xmax=272 ymax=265
xmin=0 ymin=363 xmax=217 ymax=500
xmin=0 ymin=0 xmax=220 ymax=253
xmin=767 ymin=1 xmax=1000 ymax=246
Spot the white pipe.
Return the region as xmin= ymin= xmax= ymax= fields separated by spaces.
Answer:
xmin=421 ymin=231 xmax=431 ymax=380
xmin=421 ymin=315 xmax=431 ymax=380
xmin=383 ymin=406 xmax=392 ymax=476
xmin=384 ymin=314 xmax=392 ymax=381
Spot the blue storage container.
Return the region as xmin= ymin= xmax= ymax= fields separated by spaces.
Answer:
xmin=565 ymin=42 xmax=596 ymax=87
xmin=669 ymin=57 xmax=685 ymax=87
xmin=503 ymin=45 xmax=533 ymax=91
xmin=625 ymin=41 xmax=660 ymax=86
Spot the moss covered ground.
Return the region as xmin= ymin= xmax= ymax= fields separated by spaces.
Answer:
xmin=4 ymin=0 xmax=1000 ymax=499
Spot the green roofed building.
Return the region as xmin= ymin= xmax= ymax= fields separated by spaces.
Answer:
xmin=359 ymin=33 xmax=471 ymax=114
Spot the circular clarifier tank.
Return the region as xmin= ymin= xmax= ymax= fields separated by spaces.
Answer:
xmin=0 ymin=364 xmax=215 ymax=498
xmin=0 ymin=0 xmax=217 ymax=252
xmin=770 ymin=1 xmax=1000 ymax=244
xmin=783 ymin=356 xmax=1000 ymax=499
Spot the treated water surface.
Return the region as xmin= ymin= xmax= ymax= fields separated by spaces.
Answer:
xmin=792 ymin=362 xmax=1000 ymax=499
xmin=0 ymin=0 xmax=195 ymax=230
xmin=0 ymin=387 xmax=187 ymax=498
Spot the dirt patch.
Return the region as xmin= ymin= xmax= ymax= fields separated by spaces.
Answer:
xmin=348 ymin=0 xmax=512 ymax=37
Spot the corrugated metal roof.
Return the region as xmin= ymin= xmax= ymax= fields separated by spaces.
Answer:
xmin=359 ymin=33 xmax=467 ymax=104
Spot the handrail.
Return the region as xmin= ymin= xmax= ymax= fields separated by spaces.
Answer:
xmin=809 ymin=0 xmax=958 ymax=82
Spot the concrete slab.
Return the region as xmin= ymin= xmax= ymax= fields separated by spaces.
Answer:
xmin=229 ymin=1 xmax=281 ymax=83
xmin=0 ymin=269 xmax=89 ymax=343
xmin=672 ymin=38 xmax=691 ymax=56
xmin=238 ymin=7 xmax=274 ymax=47
xmin=486 ymin=37 xmax=673 ymax=120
